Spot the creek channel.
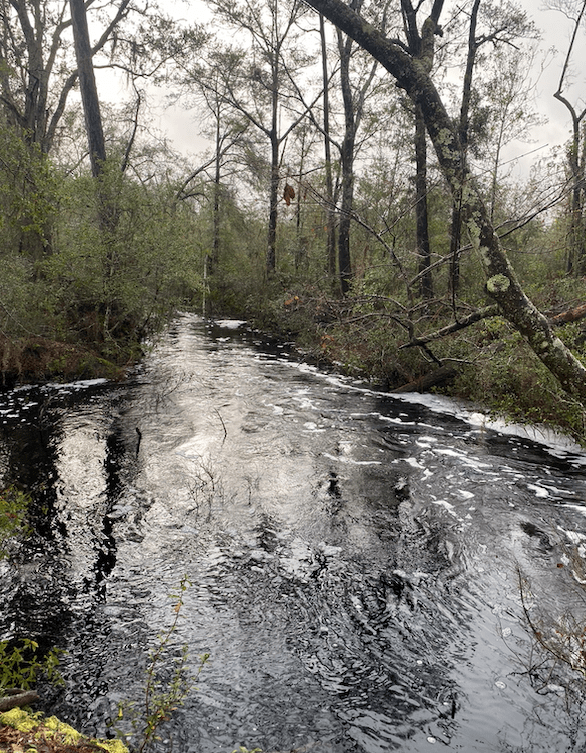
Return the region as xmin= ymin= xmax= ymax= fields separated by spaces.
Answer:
xmin=2 ymin=314 xmax=586 ymax=753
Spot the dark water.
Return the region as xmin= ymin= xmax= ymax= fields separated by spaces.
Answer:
xmin=2 ymin=313 xmax=586 ymax=752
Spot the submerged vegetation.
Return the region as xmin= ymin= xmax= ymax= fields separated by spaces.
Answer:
xmin=517 ymin=544 xmax=586 ymax=723
xmin=112 ymin=577 xmax=209 ymax=753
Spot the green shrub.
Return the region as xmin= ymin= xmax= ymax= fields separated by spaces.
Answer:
xmin=0 ymin=638 xmax=63 ymax=691
xmin=0 ymin=486 xmax=30 ymax=558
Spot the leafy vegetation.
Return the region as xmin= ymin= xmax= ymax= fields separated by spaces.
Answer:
xmin=1 ymin=6 xmax=586 ymax=751
xmin=0 ymin=152 xmax=204 ymax=384
xmin=0 ymin=0 xmax=582 ymax=439
xmin=1 ymin=488 xmax=64 ymax=724
xmin=0 ymin=639 xmax=63 ymax=692
xmin=0 ymin=487 xmax=30 ymax=558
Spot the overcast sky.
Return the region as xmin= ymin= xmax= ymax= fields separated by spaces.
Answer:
xmin=512 ymin=0 xmax=586 ymax=173
xmin=102 ymin=0 xmax=586 ymax=176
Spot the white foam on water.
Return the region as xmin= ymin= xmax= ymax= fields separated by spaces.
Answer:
xmin=214 ymin=319 xmax=246 ymax=329
xmin=527 ymin=483 xmax=550 ymax=498
xmin=323 ymin=452 xmax=382 ymax=466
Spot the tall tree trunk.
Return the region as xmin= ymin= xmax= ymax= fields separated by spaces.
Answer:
xmin=553 ymin=0 xmax=586 ymax=276
xmin=566 ymin=120 xmax=586 ymax=275
xmin=415 ymin=104 xmax=433 ymax=299
xmin=304 ymin=0 xmax=586 ymax=401
xmin=402 ymin=0 xmax=442 ymax=300
xmin=335 ymin=0 xmax=377 ymax=296
xmin=338 ymin=137 xmax=354 ymax=295
xmin=70 ymin=0 xmax=118 ymax=341
xmin=337 ymin=28 xmax=355 ymax=295
xmin=8 ymin=0 xmax=49 ymax=147
xmin=295 ymin=129 xmax=307 ymax=271
xmin=266 ymin=28 xmax=280 ymax=276
xmin=450 ymin=0 xmax=480 ymax=297
xmin=70 ymin=0 xmax=107 ymax=178
xmin=211 ymin=109 xmax=222 ymax=276
xmin=267 ymin=133 xmax=279 ymax=275
xmin=320 ymin=14 xmax=337 ymax=282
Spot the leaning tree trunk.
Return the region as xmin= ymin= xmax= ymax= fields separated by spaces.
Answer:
xmin=304 ymin=0 xmax=586 ymax=401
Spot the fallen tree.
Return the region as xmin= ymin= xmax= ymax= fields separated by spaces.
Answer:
xmin=302 ymin=0 xmax=586 ymax=402
xmin=398 ymin=302 xmax=586 ymax=350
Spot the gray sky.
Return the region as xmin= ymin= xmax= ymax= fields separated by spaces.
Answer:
xmin=511 ymin=0 xmax=586 ymax=173
xmin=99 ymin=0 xmax=586 ymax=175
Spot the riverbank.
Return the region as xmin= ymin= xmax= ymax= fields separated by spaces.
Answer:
xmin=2 ymin=297 xmax=584 ymax=443
xmin=0 ymin=335 xmax=131 ymax=388
xmin=0 ymin=708 xmax=127 ymax=753
xmin=234 ymin=288 xmax=586 ymax=444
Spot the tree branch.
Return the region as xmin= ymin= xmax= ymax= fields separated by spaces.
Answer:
xmin=399 ymin=305 xmax=500 ymax=349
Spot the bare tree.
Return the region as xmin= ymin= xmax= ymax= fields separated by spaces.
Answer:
xmin=400 ymin=0 xmax=443 ymax=300
xmin=204 ymin=0 xmax=318 ymax=275
xmin=550 ymin=0 xmax=586 ymax=274
xmin=450 ymin=0 xmax=538 ymax=295
xmin=319 ymin=13 xmax=338 ymax=281
xmin=0 ymin=0 xmax=138 ymax=154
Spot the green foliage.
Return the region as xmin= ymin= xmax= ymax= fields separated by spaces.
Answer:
xmin=0 ymin=490 xmax=64 ymax=696
xmin=44 ymin=163 xmax=203 ymax=355
xmin=0 ymin=129 xmax=63 ymax=352
xmin=0 ymin=638 xmax=63 ymax=691
xmin=0 ymin=125 xmax=60 ymax=260
xmin=445 ymin=317 xmax=586 ymax=441
xmin=0 ymin=487 xmax=30 ymax=558
xmin=0 ymin=124 xmax=206 ymax=382
xmin=112 ymin=576 xmax=209 ymax=753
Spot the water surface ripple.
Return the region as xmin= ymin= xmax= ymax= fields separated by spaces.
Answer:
xmin=2 ymin=314 xmax=586 ymax=752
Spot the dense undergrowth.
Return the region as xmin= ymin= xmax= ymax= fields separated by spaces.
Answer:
xmin=0 ymin=144 xmax=584 ymax=442
xmin=1 ymin=124 xmax=584 ymax=443
xmin=2 ymin=264 xmax=584 ymax=442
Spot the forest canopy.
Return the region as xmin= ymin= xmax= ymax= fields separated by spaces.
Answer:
xmin=0 ymin=0 xmax=585 ymax=438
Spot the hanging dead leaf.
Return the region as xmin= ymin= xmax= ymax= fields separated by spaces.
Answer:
xmin=283 ymin=183 xmax=295 ymax=206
